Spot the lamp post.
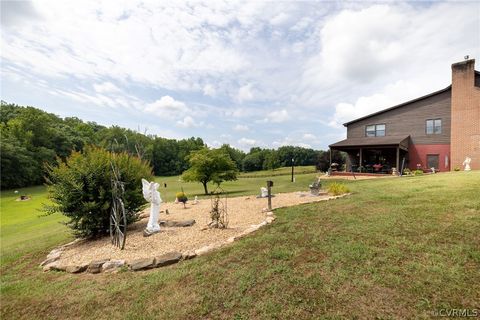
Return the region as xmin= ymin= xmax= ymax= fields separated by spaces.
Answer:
xmin=291 ymin=158 xmax=295 ymax=182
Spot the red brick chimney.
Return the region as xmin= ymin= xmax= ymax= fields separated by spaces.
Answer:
xmin=450 ymin=59 xmax=480 ymax=170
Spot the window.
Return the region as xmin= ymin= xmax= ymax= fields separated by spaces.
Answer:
xmin=427 ymin=154 xmax=439 ymax=169
xmin=365 ymin=124 xmax=386 ymax=137
xmin=426 ymin=119 xmax=442 ymax=134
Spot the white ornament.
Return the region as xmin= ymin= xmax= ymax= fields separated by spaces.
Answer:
xmin=463 ymin=157 xmax=472 ymax=171
xmin=260 ymin=187 xmax=268 ymax=198
xmin=142 ymin=179 xmax=162 ymax=234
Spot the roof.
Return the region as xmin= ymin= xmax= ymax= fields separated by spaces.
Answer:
xmin=342 ymin=86 xmax=452 ymax=126
xmin=329 ymin=135 xmax=410 ymax=150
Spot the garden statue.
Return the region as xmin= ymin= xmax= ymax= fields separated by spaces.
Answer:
xmin=463 ymin=157 xmax=471 ymax=171
xmin=142 ymin=179 xmax=162 ymax=236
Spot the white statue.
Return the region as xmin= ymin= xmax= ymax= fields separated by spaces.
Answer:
xmin=142 ymin=179 xmax=162 ymax=236
xmin=463 ymin=157 xmax=472 ymax=171
xmin=260 ymin=187 xmax=268 ymax=198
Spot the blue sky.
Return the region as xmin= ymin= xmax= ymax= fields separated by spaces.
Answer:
xmin=1 ymin=0 xmax=479 ymax=151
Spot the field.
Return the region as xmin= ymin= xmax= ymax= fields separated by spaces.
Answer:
xmin=1 ymin=170 xmax=479 ymax=319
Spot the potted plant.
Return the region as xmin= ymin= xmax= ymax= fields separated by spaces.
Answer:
xmin=175 ymin=191 xmax=188 ymax=209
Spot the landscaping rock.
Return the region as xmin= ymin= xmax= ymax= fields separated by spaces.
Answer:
xmin=182 ymin=251 xmax=197 ymax=260
xmin=129 ymin=258 xmax=155 ymax=271
xmin=47 ymin=249 xmax=62 ymax=260
xmin=102 ymin=260 xmax=125 ymax=272
xmin=160 ymin=219 xmax=196 ymax=227
xmin=40 ymin=256 xmax=59 ymax=267
xmin=265 ymin=216 xmax=276 ymax=224
xmin=87 ymin=259 xmax=110 ymax=274
xmin=42 ymin=261 xmax=59 ymax=272
xmin=266 ymin=211 xmax=274 ymax=217
xmin=60 ymin=238 xmax=84 ymax=249
xmin=65 ymin=264 xmax=88 ymax=274
xmin=154 ymin=252 xmax=182 ymax=267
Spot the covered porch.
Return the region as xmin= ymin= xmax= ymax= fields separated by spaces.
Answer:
xmin=329 ymin=136 xmax=410 ymax=174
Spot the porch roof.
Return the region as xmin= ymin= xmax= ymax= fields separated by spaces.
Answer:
xmin=329 ymin=135 xmax=410 ymax=151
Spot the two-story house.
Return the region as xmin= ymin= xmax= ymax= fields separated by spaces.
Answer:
xmin=329 ymin=59 xmax=480 ymax=173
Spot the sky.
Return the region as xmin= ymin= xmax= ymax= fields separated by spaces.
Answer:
xmin=1 ymin=0 xmax=479 ymax=151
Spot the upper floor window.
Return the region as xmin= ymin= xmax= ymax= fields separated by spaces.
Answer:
xmin=426 ymin=119 xmax=442 ymax=134
xmin=366 ymin=124 xmax=386 ymax=137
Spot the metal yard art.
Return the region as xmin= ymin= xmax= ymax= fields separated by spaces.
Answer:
xmin=209 ymin=186 xmax=228 ymax=229
xmin=110 ymin=158 xmax=127 ymax=249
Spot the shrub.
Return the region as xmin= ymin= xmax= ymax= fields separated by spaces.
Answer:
xmin=454 ymin=167 xmax=461 ymax=171
xmin=43 ymin=146 xmax=153 ymax=238
xmin=413 ymin=169 xmax=424 ymax=176
xmin=403 ymin=168 xmax=412 ymax=175
xmin=327 ymin=182 xmax=350 ymax=195
xmin=176 ymin=191 xmax=188 ymax=208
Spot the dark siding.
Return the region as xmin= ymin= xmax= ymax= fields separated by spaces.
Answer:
xmin=346 ymin=89 xmax=451 ymax=145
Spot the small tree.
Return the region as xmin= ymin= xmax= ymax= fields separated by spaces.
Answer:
xmin=43 ymin=146 xmax=153 ymax=238
xmin=182 ymin=148 xmax=238 ymax=194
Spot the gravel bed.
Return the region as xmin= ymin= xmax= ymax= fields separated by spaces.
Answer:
xmin=58 ymin=191 xmax=333 ymax=265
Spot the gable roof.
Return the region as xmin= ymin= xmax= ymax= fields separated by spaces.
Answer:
xmin=342 ymin=86 xmax=452 ymax=127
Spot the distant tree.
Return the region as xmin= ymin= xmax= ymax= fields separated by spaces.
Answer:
xmin=263 ymin=150 xmax=281 ymax=170
xmin=316 ymin=150 xmax=346 ymax=172
xmin=219 ymin=144 xmax=245 ymax=170
xmin=242 ymin=152 xmax=265 ymax=172
xmin=182 ymin=148 xmax=238 ymax=194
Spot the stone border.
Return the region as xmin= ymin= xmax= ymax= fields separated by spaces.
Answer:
xmin=40 ymin=193 xmax=351 ymax=274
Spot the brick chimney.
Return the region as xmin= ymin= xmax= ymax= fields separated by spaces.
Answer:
xmin=450 ymin=59 xmax=480 ymax=170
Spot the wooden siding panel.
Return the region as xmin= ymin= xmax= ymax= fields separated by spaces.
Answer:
xmin=346 ymin=90 xmax=451 ymax=145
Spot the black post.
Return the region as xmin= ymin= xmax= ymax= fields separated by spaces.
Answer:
xmin=291 ymin=158 xmax=295 ymax=182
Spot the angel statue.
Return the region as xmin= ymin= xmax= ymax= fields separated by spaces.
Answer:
xmin=463 ymin=157 xmax=472 ymax=171
xmin=142 ymin=179 xmax=162 ymax=236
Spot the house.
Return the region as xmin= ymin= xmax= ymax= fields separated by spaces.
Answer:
xmin=329 ymin=59 xmax=480 ymax=173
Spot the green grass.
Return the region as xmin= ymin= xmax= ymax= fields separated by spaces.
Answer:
xmin=154 ymin=167 xmax=319 ymax=201
xmin=0 ymin=186 xmax=71 ymax=265
xmin=1 ymin=171 xmax=479 ymax=319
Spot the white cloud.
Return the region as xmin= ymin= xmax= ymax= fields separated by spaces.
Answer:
xmin=233 ymin=124 xmax=249 ymax=131
xmin=236 ymin=84 xmax=254 ymax=103
xmin=145 ymin=96 xmax=189 ymax=119
xmin=93 ymin=81 xmax=121 ymax=93
xmin=329 ymin=80 xmax=424 ymax=127
xmin=302 ymin=133 xmax=316 ymax=140
xmin=264 ymin=109 xmax=290 ymax=123
xmin=238 ymin=137 xmax=257 ymax=146
xmin=176 ymin=116 xmax=203 ymax=128
xmin=270 ymin=12 xmax=289 ymax=26
xmin=203 ymin=84 xmax=216 ymax=97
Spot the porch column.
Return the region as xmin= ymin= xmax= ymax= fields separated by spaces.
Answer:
xmin=396 ymin=147 xmax=400 ymax=172
xmin=359 ymin=148 xmax=363 ymax=168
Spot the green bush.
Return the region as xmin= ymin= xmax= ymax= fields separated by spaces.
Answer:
xmin=175 ymin=191 xmax=188 ymax=208
xmin=327 ymin=182 xmax=350 ymax=196
xmin=413 ymin=169 xmax=424 ymax=176
xmin=43 ymin=146 xmax=153 ymax=238
xmin=454 ymin=167 xmax=461 ymax=171
xmin=403 ymin=168 xmax=412 ymax=175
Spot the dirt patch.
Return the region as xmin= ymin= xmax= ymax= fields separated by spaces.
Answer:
xmin=58 ymin=192 xmax=338 ymax=266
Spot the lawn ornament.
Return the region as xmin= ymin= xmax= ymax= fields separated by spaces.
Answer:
xmin=110 ymin=161 xmax=127 ymax=249
xmin=463 ymin=157 xmax=471 ymax=171
xmin=142 ymin=179 xmax=162 ymax=236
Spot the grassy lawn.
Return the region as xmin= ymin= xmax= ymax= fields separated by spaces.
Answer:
xmin=1 ymin=171 xmax=479 ymax=319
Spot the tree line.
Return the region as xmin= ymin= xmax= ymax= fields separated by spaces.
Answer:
xmin=0 ymin=102 xmax=344 ymax=189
